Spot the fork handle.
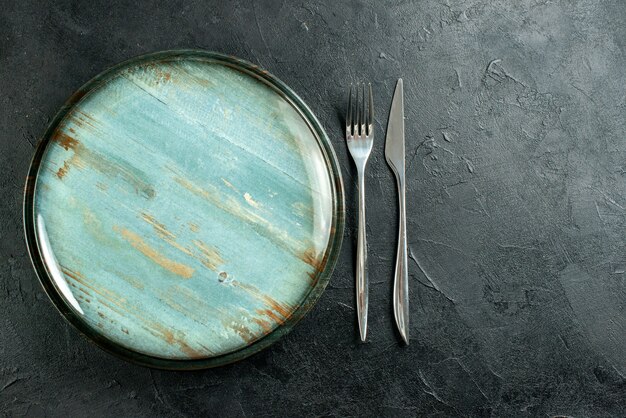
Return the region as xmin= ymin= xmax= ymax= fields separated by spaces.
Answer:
xmin=393 ymin=176 xmax=409 ymax=344
xmin=356 ymin=171 xmax=368 ymax=342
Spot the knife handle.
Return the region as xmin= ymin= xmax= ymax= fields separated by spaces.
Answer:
xmin=393 ymin=177 xmax=409 ymax=344
xmin=356 ymin=171 xmax=368 ymax=342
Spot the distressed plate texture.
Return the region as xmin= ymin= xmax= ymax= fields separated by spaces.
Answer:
xmin=24 ymin=50 xmax=344 ymax=369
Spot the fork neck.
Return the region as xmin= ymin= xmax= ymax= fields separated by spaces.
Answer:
xmin=355 ymin=160 xmax=369 ymax=177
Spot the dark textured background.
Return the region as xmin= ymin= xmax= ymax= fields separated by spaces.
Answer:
xmin=2 ymin=0 xmax=626 ymax=416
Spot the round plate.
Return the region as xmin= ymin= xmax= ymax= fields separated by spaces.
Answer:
xmin=24 ymin=50 xmax=344 ymax=369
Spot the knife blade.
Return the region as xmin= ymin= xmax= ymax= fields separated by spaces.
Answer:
xmin=385 ymin=78 xmax=409 ymax=344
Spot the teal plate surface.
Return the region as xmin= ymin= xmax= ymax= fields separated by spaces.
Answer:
xmin=24 ymin=50 xmax=344 ymax=369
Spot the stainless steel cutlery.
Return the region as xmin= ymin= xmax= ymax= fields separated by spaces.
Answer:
xmin=345 ymin=79 xmax=408 ymax=344
xmin=385 ymin=79 xmax=409 ymax=344
xmin=345 ymin=83 xmax=374 ymax=342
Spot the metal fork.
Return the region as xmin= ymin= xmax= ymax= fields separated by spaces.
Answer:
xmin=346 ymin=83 xmax=374 ymax=342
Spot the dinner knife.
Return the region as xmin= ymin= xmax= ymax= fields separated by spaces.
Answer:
xmin=385 ymin=78 xmax=409 ymax=344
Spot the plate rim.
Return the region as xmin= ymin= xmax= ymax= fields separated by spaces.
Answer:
xmin=23 ymin=49 xmax=345 ymax=369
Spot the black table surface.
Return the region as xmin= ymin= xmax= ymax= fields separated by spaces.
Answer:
xmin=2 ymin=0 xmax=625 ymax=416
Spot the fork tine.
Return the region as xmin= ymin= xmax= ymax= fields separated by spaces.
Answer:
xmin=359 ymin=83 xmax=364 ymax=136
xmin=357 ymin=83 xmax=365 ymax=135
xmin=355 ymin=83 xmax=361 ymax=135
xmin=346 ymin=84 xmax=353 ymax=136
xmin=364 ymin=84 xmax=369 ymax=134
xmin=367 ymin=83 xmax=373 ymax=136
